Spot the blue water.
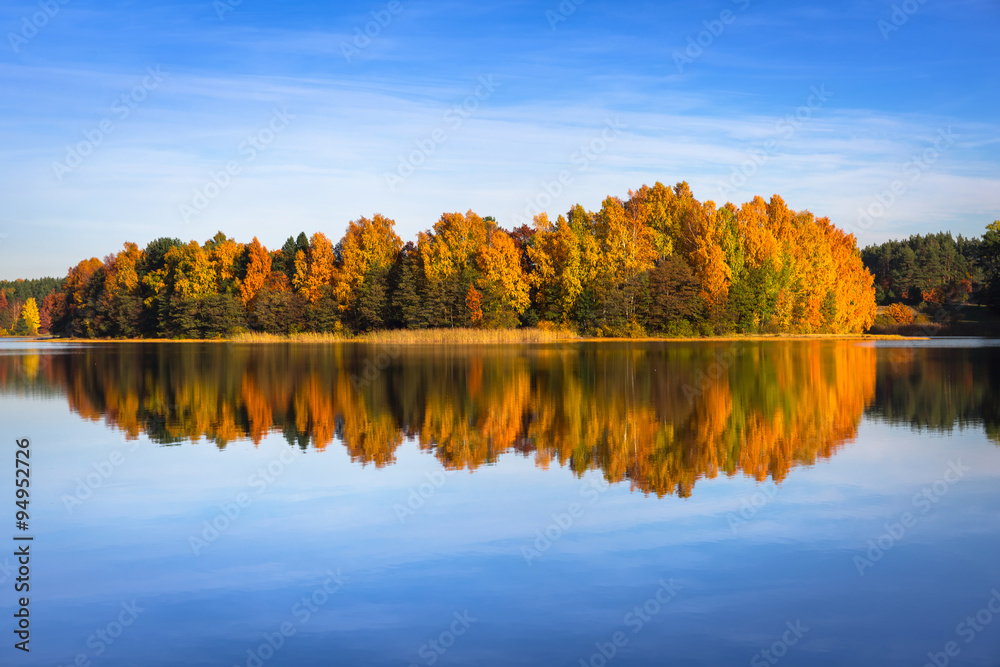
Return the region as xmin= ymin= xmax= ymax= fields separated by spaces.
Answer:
xmin=0 ymin=340 xmax=998 ymax=666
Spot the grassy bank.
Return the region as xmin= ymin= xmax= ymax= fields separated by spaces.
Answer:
xmin=230 ymin=328 xmax=579 ymax=345
xmin=227 ymin=330 xmax=912 ymax=345
xmin=21 ymin=330 xmax=924 ymax=345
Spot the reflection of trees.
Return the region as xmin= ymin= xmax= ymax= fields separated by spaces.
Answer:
xmin=0 ymin=341 xmax=924 ymax=497
xmin=523 ymin=343 xmax=877 ymax=496
xmin=867 ymin=345 xmax=1000 ymax=442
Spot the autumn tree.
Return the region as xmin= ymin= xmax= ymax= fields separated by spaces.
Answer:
xmin=205 ymin=232 xmax=245 ymax=296
xmin=240 ymin=237 xmax=272 ymax=306
xmin=0 ymin=289 xmax=11 ymax=333
xmin=137 ymin=237 xmax=183 ymax=335
xmin=294 ymin=232 xmax=337 ymax=303
xmin=291 ymin=232 xmax=339 ymax=332
xmin=565 ymin=204 xmax=604 ymax=331
xmin=338 ymin=214 xmax=403 ymax=332
xmin=419 ymin=211 xmax=492 ymax=327
xmin=94 ymin=242 xmax=144 ymax=337
xmin=593 ymin=196 xmax=658 ymax=331
xmin=466 ymin=286 xmax=484 ymax=326
xmin=678 ymin=198 xmax=731 ymax=329
xmin=38 ymin=292 xmax=55 ymax=334
xmin=821 ymin=220 xmax=877 ymax=332
xmin=474 ymin=229 xmax=530 ymax=328
xmin=627 ymin=182 xmax=681 ymax=258
xmin=16 ymin=298 xmax=40 ymax=335
xmin=529 ymin=213 xmax=585 ymax=325
xmin=726 ymin=197 xmax=781 ymax=331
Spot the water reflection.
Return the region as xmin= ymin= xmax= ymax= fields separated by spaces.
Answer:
xmin=9 ymin=341 xmax=963 ymax=497
xmin=868 ymin=342 xmax=1000 ymax=442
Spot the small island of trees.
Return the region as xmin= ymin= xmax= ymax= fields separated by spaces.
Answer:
xmin=2 ymin=182 xmax=997 ymax=340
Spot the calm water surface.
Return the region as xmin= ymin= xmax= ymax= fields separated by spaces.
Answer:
xmin=1 ymin=339 xmax=999 ymax=666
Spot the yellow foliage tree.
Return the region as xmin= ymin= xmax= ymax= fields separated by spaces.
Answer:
xmin=420 ymin=210 xmax=491 ymax=286
xmin=207 ymin=232 xmax=245 ymax=296
xmin=336 ymin=213 xmax=403 ymax=309
xmin=108 ymin=242 xmax=143 ymax=295
xmin=475 ymin=229 xmax=530 ymax=327
xmin=528 ymin=213 xmax=584 ymax=323
xmin=19 ymin=298 xmax=40 ymax=335
xmin=594 ymin=196 xmax=658 ymax=323
xmin=165 ymin=241 xmax=215 ymax=300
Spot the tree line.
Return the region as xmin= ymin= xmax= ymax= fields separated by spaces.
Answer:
xmin=0 ymin=278 xmax=56 ymax=335
xmin=21 ymin=182 xmax=883 ymax=338
xmin=860 ymin=223 xmax=1000 ymax=310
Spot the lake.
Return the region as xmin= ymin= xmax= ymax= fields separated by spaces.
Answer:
xmin=1 ymin=339 xmax=999 ymax=666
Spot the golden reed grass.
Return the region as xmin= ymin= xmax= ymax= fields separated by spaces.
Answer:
xmin=229 ymin=328 xmax=578 ymax=345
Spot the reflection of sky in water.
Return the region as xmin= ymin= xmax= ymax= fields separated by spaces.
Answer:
xmin=1 ymin=395 xmax=998 ymax=666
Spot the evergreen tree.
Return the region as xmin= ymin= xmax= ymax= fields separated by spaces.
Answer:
xmin=390 ymin=243 xmax=427 ymax=329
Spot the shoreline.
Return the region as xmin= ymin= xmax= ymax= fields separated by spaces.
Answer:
xmin=8 ymin=332 xmax=927 ymax=344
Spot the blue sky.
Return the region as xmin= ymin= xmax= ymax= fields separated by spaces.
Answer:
xmin=1 ymin=0 xmax=998 ymax=280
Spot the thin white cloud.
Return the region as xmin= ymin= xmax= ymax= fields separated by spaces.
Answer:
xmin=1 ymin=64 xmax=998 ymax=277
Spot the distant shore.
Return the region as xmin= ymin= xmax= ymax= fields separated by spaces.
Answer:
xmin=8 ymin=329 xmax=925 ymax=345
